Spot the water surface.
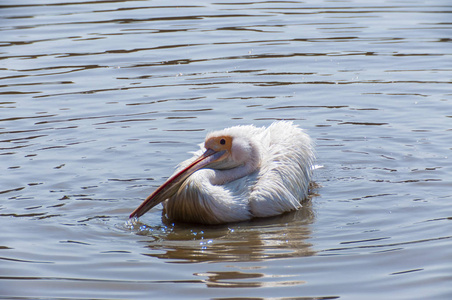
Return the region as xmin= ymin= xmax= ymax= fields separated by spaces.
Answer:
xmin=1 ymin=0 xmax=451 ymax=299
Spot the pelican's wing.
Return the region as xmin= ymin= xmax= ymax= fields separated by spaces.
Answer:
xmin=249 ymin=121 xmax=315 ymax=218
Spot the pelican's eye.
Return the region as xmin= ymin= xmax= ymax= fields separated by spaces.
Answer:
xmin=220 ymin=138 xmax=226 ymax=145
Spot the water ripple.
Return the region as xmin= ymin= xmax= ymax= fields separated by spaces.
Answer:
xmin=1 ymin=0 xmax=451 ymax=299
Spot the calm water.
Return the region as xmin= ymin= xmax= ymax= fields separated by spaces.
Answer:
xmin=1 ymin=0 xmax=451 ymax=299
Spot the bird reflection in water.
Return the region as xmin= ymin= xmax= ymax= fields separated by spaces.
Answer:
xmin=135 ymin=202 xmax=316 ymax=290
xmin=136 ymin=200 xmax=316 ymax=263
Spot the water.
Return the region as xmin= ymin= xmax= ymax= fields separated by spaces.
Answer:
xmin=1 ymin=0 xmax=451 ymax=299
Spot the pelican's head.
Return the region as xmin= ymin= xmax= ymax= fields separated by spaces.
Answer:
xmin=203 ymin=133 xmax=255 ymax=170
xmin=203 ymin=135 xmax=232 ymax=165
xmin=204 ymin=135 xmax=232 ymax=152
xmin=129 ymin=132 xmax=254 ymax=219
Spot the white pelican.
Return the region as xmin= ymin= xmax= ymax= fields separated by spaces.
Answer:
xmin=130 ymin=121 xmax=315 ymax=224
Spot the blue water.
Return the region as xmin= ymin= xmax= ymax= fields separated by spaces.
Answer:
xmin=1 ymin=0 xmax=451 ymax=299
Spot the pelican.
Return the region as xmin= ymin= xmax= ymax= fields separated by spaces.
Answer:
xmin=130 ymin=121 xmax=315 ymax=224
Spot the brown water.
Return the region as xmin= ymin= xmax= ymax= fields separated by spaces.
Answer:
xmin=1 ymin=0 xmax=451 ymax=299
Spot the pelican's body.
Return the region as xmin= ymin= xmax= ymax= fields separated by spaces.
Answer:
xmin=130 ymin=121 xmax=315 ymax=224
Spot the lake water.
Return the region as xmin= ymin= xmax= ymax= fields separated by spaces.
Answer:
xmin=1 ymin=0 xmax=451 ymax=299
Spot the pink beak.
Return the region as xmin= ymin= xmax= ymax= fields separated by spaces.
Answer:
xmin=129 ymin=148 xmax=225 ymax=219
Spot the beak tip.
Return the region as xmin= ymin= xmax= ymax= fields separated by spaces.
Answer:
xmin=129 ymin=210 xmax=140 ymax=219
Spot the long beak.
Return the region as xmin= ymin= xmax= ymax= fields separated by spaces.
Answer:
xmin=129 ymin=148 xmax=226 ymax=219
